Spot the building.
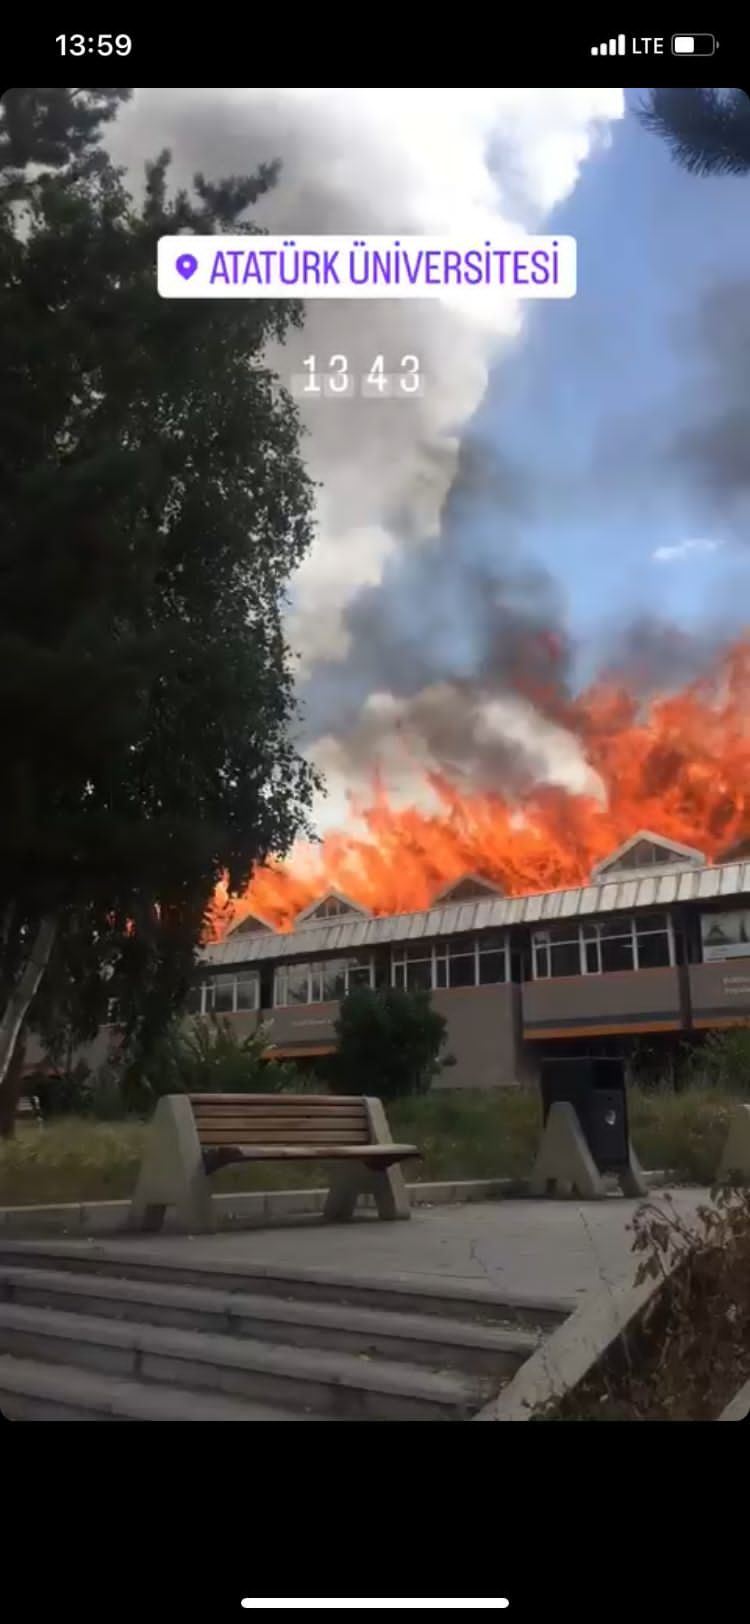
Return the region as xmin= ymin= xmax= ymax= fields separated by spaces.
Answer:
xmin=192 ymin=830 xmax=750 ymax=1089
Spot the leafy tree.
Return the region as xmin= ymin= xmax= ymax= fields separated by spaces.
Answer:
xmin=0 ymin=90 xmax=319 ymax=1133
xmin=328 ymin=986 xmax=452 ymax=1101
xmin=640 ymin=88 xmax=750 ymax=176
xmin=0 ymin=88 xmax=131 ymax=176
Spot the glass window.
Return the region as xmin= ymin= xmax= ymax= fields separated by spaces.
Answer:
xmin=548 ymin=940 xmax=582 ymax=977
xmin=584 ymin=937 xmax=600 ymax=974
xmin=206 ymin=974 xmax=235 ymax=1013
xmin=285 ymin=964 xmax=310 ymax=1005
xmin=478 ymin=950 xmax=506 ymax=985
xmin=598 ymin=917 xmax=632 ymax=939
xmin=434 ymin=955 xmax=448 ymax=988
xmin=533 ymin=942 xmax=550 ymax=979
xmin=392 ymin=960 xmax=407 ymax=990
xmin=405 ymin=958 xmax=433 ymax=992
xmin=600 ymin=934 xmax=634 ymax=973
xmin=448 ymin=948 xmax=475 ymax=987
xmin=321 ymin=959 xmax=347 ymax=1001
xmin=186 ymin=985 xmax=203 ymax=1015
xmin=635 ymin=930 xmax=671 ymax=969
xmin=374 ymin=957 xmax=390 ymax=990
xmin=637 ymin=913 xmax=669 ymax=935
xmin=235 ymin=975 xmax=258 ymax=1011
xmin=347 ymin=959 xmax=372 ymax=990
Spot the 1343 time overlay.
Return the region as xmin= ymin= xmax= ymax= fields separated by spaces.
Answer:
xmin=291 ymin=354 xmax=423 ymax=398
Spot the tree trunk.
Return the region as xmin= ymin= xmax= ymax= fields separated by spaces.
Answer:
xmin=0 ymin=914 xmax=58 ymax=1138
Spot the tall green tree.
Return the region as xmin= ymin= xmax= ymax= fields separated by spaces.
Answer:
xmin=0 ymin=90 xmax=319 ymax=1133
xmin=640 ymin=89 xmax=750 ymax=176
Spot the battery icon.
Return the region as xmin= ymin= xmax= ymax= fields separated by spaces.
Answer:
xmin=672 ymin=33 xmax=717 ymax=55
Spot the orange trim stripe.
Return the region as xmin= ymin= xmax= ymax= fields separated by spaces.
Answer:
xmin=263 ymin=1043 xmax=336 ymax=1059
xmin=524 ymin=1020 xmax=682 ymax=1040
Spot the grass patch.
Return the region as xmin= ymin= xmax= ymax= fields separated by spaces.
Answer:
xmin=0 ymin=1084 xmax=739 ymax=1208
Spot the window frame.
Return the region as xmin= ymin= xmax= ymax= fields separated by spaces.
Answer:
xmin=273 ymin=954 xmax=376 ymax=1008
xmin=195 ymin=970 xmax=260 ymax=1015
xmin=531 ymin=914 xmax=675 ymax=980
xmin=391 ymin=934 xmax=510 ymax=990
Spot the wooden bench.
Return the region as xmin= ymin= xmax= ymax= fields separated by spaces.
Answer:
xmin=129 ymin=1093 xmax=420 ymax=1233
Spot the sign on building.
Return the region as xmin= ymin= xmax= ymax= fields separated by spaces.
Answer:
xmin=701 ymin=910 xmax=750 ymax=962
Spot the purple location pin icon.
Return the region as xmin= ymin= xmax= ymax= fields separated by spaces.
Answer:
xmin=176 ymin=252 xmax=198 ymax=281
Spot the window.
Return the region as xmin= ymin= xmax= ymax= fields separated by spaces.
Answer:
xmin=273 ymin=955 xmax=375 ymax=1007
xmin=235 ymin=975 xmax=258 ymax=1011
xmin=392 ymin=934 xmax=508 ymax=990
xmin=531 ymin=914 xmax=673 ymax=978
xmin=478 ymin=931 xmax=508 ymax=985
xmin=635 ymin=913 xmax=672 ymax=969
xmin=193 ymin=971 xmax=260 ymax=1014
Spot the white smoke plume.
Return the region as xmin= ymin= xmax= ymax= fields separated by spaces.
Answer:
xmin=108 ymin=88 xmax=624 ymax=828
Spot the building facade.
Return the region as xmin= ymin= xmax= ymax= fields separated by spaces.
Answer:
xmin=193 ymin=831 xmax=750 ymax=1090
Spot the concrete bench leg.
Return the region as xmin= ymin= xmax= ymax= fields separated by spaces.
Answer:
xmin=718 ymin=1103 xmax=750 ymax=1183
xmin=323 ymin=1162 xmax=411 ymax=1222
xmin=129 ymin=1094 xmax=215 ymax=1234
xmin=530 ymin=1101 xmax=606 ymax=1199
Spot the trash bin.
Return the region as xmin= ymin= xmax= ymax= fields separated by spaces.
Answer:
xmin=539 ymin=1056 xmax=630 ymax=1173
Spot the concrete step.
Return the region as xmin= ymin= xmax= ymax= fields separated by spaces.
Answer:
xmin=0 ymin=1301 xmax=489 ymax=1420
xmin=0 ymin=1240 xmax=573 ymax=1330
xmin=0 ymin=1353 xmax=325 ymax=1422
xmin=0 ymin=1265 xmax=539 ymax=1377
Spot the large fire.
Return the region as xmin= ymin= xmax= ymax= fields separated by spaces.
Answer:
xmin=216 ymin=638 xmax=750 ymax=934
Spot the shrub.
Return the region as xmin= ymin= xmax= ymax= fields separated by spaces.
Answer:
xmin=126 ymin=1015 xmax=303 ymax=1111
xmin=328 ymin=986 xmax=452 ymax=1101
xmin=688 ymin=1025 xmax=750 ymax=1095
xmin=541 ymin=1185 xmax=750 ymax=1421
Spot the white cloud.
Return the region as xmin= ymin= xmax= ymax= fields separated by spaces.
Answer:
xmin=652 ymin=538 xmax=724 ymax=564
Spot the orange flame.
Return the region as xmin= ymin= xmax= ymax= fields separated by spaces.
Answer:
xmin=215 ymin=638 xmax=750 ymax=935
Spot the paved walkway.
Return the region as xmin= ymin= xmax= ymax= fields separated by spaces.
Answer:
xmin=11 ymin=1189 xmax=708 ymax=1306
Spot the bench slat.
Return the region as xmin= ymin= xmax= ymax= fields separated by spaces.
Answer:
xmin=192 ymin=1114 xmax=367 ymax=1132
xmin=194 ymin=1109 xmax=366 ymax=1122
xmin=188 ymin=1093 xmax=362 ymax=1107
xmin=198 ymin=1129 xmax=371 ymax=1146
xmin=206 ymin=1143 xmax=418 ymax=1162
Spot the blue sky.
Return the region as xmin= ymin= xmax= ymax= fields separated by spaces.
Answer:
xmin=475 ymin=88 xmax=750 ymax=681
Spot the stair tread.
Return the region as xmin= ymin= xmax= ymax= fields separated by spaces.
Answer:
xmin=0 ymin=1300 xmax=485 ymax=1403
xmin=0 ymin=1265 xmax=540 ymax=1354
xmin=0 ymin=1353 xmax=323 ymax=1420
xmin=0 ymin=1241 xmax=576 ymax=1319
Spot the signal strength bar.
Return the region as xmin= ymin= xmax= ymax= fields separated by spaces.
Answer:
xmin=591 ymin=34 xmax=627 ymax=55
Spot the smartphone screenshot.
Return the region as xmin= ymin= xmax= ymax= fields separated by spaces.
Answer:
xmin=1 ymin=34 xmax=748 ymax=1599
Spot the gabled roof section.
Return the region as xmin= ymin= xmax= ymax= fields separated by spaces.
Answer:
xmin=591 ymin=830 xmax=706 ymax=882
xmin=227 ymin=911 xmax=276 ymax=938
xmin=430 ymin=872 xmax=505 ymax=906
xmin=295 ymin=889 xmax=372 ymax=926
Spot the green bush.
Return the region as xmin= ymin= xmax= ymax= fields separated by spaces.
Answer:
xmin=129 ymin=1015 xmax=303 ymax=1110
xmin=328 ymin=986 xmax=451 ymax=1101
xmin=687 ymin=1026 xmax=750 ymax=1095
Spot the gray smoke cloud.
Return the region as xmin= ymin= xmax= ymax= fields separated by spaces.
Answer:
xmin=106 ymin=88 xmax=625 ymax=827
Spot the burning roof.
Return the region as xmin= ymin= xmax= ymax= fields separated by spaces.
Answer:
xmin=214 ymin=639 xmax=750 ymax=937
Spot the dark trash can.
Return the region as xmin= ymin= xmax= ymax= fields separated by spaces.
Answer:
xmin=540 ymin=1056 xmax=630 ymax=1174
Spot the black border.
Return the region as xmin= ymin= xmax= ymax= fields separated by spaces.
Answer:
xmin=1 ymin=21 xmax=748 ymax=89
xmin=2 ymin=1420 xmax=740 ymax=1618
